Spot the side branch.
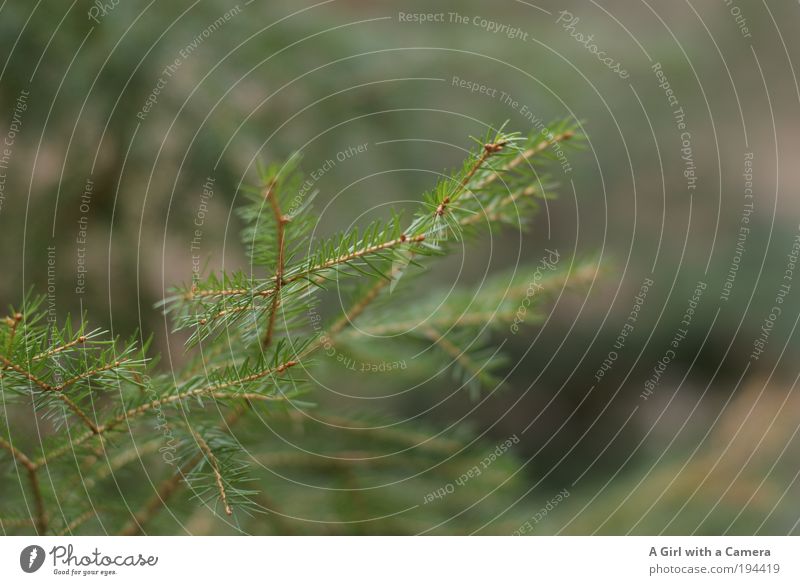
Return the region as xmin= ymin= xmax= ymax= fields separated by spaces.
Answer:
xmin=289 ymin=234 xmax=426 ymax=281
xmin=263 ymin=181 xmax=287 ymax=348
xmin=119 ymin=407 xmax=247 ymax=535
xmin=190 ymin=234 xmax=426 ymax=308
xmin=4 ymin=312 xmax=22 ymax=353
xmin=53 ymin=360 xmax=128 ymax=391
xmin=38 ymin=360 xmax=300 ymax=466
xmin=0 ymin=355 xmax=100 ymax=434
xmin=191 ymin=429 xmax=233 ymax=516
xmin=0 ymin=356 xmax=55 ymax=392
xmin=422 ymin=326 xmax=494 ymax=387
xmin=181 ymin=131 xmax=574 ymax=303
xmin=477 ymin=130 xmax=574 ymax=191
xmin=33 ymin=335 xmax=87 ymax=360
xmin=99 ymin=360 xmax=298 ymax=433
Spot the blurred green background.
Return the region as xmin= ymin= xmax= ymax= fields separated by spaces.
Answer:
xmin=1 ymin=0 xmax=799 ymax=534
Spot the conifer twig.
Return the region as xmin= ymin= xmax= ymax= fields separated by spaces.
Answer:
xmin=191 ymin=429 xmax=233 ymax=516
xmin=0 ymin=517 xmax=34 ymax=528
xmin=184 ymin=130 xmax=575 ymax=306
xmin=422 ymin=326 xmax=494 ymax=386
xmin=263 ymin=180 xmax=287 ymax=348
xmin=190 ymin=234 xmax=427 ymax=304
xmin=4 ymin=312 xmax=22 ymax=353
xmin=0 ymin=437 xmax=46 ymax=534
xmin=38 ymin=359 xmax=300 ymax=466
xmin=120 ymin=406 xmax=247 ymax=535
xmin=475 ymin=130 xmax=574 ymax=191
xmin=0 ymin=355 xmax=55 ymax=392
xmin=0 ymin=354 xmax=102 ymax=433
xmin=2 ymin=122 xmax=587 ymax=535
xmin=296 ymin=139 xmax=512 ymax=361
xmin=53 ymin=360 xmax=129 ymax=391
xmin=33 ymin=335 xmax=87 ymax=360
xmin=58 ymin=393 xmax=100 ymax=434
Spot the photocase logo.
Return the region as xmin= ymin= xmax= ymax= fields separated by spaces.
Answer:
xmin=19 ymin=545 xmax=46 ymax=573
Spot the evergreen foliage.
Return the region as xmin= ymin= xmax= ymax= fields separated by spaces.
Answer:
xmin=0 ymin=122 xmax=591 ymax=535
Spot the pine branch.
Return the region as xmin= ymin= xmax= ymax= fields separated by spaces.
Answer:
xmin=190 ymin=428 xmax=233 ymax=516
xmin=37 ymin=359 xmax=300 ymax=467
xmin=0 ymin=355 xmax=55 ymax=392
xmin=165 ymin=128 xmax=530 ymax=342
xmin=263 ymin=180 xmax=287 ymax=348
xmin=1 ymin=351 xmax=102 ymax=434
xmin=56 ymin=393 xmax=100 ymax=434
xmin=422 ymin=326 xmax=497 ymax=389
xmin=119 ymin=406 xmax=247 ymax=535
xmin=32 ymin=335 xmax=88 ymax=360
xmin=53 ymin=360 xmax=131 ymax=392
xmin=1 ymin=121 xmax=590 ymax=535
xmin=476 ymin=129 xmax=575 ymax=191
xmin=4 ymin=312 xmax=22 ymax=354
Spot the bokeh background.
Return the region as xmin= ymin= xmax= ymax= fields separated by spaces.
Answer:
xmin=1 ymin=0 xmax=799 ymax=534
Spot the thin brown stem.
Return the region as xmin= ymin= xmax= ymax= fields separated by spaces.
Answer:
xmin=119 ymin=406 xmax=247 ymax=535
xmin=290 ymin=234 xmax=427 ymax=282
xmin=263 ymin=181 xmax=287 ymax=348
xmin=422 ymin=326 xmax=494 ymax=387
xmin=97 ymin=360 xmax=298 ymax=432
xmin=37 ymin=361 xmax=299 ymax=467
xmin=0 ymin=517 xmax=34 ymax=528
xmin=0 ymin=437 xmax=47 ymax=534
xmin=190 ymin=428 xmax=232 ymax=516
xmin=185 ymin=287 xmax=250 ymax=300
xmin=4 ymin=312 xmax=22 ymax=353
xmin=191 ymin=234 xmax=427 ymax=304
xmin=53 ymin=360 xmax=128 ymax=391
xmin=0 ymin=355 xmax=55 ymax=392
xmin=33 ymin=335 xmax=87 ymax=360
xmin=456 ymin=140 xmax=506 ymax=199
xmin=197 ymin=233 xmax=430 ymax=330
xmin=435 ymin=140 xmax=505 ymax=218
xmin=0 ymin=436 xmax=35 ymax=470
xmin=1 ymin=349 xmax=110 ymax=434
xmin=26 ymin=468 xmax=47 ymax=535
xmin=58 ymin=393 xmax=100 ymax=434
xmin=475 ymin=130 xmax=574 ymax=191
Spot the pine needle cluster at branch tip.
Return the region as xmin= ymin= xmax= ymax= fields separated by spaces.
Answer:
xmin=1 ymin=120 xmax=592 ymax=534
